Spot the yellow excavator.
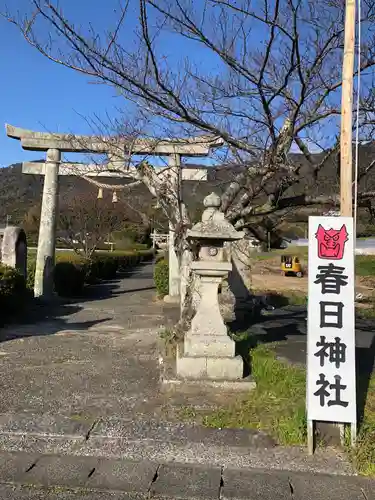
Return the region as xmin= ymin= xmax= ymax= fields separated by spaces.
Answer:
xmin=280 ymin=255 xmax=303 ymax=278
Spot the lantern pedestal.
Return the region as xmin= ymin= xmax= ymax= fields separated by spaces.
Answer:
xmin=176 ymin=261 xmax=243 ymax=381
xmin=164 ymin=192 xmax=256 ymax=390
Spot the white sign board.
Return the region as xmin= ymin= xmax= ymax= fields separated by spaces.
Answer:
xmin=307 ymin=216 xmax=356 ymax=425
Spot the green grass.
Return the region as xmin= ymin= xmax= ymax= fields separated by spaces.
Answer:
xmin=203 ymin=345 xmax=307 ymax=445
xmin=27 ymin=248 xmax=152 ymax=261
xmin=202 ymin=343 xmax=375 ymax=475
xmin=285 ymin=292 xmax=308 ymax=305
xmin=95 ymin=247 xmax=150 ymax=256
xmin=355 ymin=256 xmax=375 ymax=276
xmin=351 ymin=376 xmax=375 ymax=476
xmin=27 ymin=248 xmax=76 ymax=258
xmin=357 ymin=304 xmax=375 ymax=319
xmin=252 ymin=246 xmax=308 ymax=262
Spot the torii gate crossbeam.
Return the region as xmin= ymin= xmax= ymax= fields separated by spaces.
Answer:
xmin=6 ymin=124 xmax=222 ymax=302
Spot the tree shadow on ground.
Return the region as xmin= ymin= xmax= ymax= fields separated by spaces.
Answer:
xmin=233 ymin=316 xmax=307 ymax=378
xmin=0 ymin=298 xmax=111 ymax=343
xmin=0 ymin=263 xmax=157 ymax=341
xmin=66 ymin=274 xmax=156 ymax=303
xmin=56 ymin=263 xmax=156 ymax=303
xmin=356 ymin=335 xmax=375 ymax=428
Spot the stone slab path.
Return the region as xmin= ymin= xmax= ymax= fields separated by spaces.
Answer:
xmin=0 ymin=263 xmax=373 ymax=497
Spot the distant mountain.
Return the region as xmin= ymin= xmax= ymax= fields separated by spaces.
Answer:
xmin=1 ymin=144 xmax=374 ymax=230
xmin=0 ymin=162 xmax=139 ymax=225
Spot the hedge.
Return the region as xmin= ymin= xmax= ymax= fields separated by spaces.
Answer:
xmin=155 ymin=251 xmax=168 ymax=263
xmin=154 ymin=258 xmax=169 ymax=298
xmin=0 ymin=264 xmax=29 ymax=317
xmin=54 ymin=261 xmax=87 ymax=297
xmin=26 ymin=249 xmax=155 ymax=297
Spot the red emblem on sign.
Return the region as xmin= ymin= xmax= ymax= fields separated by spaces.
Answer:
xmin=315 ymin=224 xmax=348 ymax=260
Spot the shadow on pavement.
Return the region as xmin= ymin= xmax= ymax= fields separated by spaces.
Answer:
xmin=65 ymin=267 xmax=156 ymax=303
xmin=0 ymin=298 xmax=112 ymax=343
xmin=0 ymin=263 xmax=157 ymax=342
xmin=356 ymin=335 xmax=375 ymax=427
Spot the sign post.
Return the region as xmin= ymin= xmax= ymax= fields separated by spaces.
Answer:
xmin=307 ymin=216 xmax=356 ymax=454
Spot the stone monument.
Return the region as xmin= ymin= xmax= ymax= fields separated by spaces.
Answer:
xmin=1 ymin=226 xmax=27 ymax=279
xmin=175 ymin=193 xmax=254 ymax=387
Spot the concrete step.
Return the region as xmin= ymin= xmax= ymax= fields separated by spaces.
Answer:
xmin=0 ymin=451 xmax=372 ymax=500
xmin=0 ymin=413 xmax=354 ymax=476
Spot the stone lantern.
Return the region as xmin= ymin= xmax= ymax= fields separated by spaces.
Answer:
xmin=176 ymin=192 xmax=249 ymax=382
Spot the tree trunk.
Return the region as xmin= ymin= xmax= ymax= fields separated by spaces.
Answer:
xmin=173 ymin=227 xmax=196 ymax=333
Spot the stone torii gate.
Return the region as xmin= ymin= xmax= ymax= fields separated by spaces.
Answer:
xmin=6 ymin=124 xmax=222 ymax=300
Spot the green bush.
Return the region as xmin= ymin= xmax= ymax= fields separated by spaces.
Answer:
xmin=154 ymin=258 xmax=169 ymax=297
xmin=53 ymin=261 xmax=86 ymax=297
xmin=155 ymin=251 xmax=167 ymax=263
xmin=25 ymin=249 xmax=155 ymax=298
xmin=0 ymin=264 xmax=28 ymax=314
xmin=26 ymin=254 xmax=84 ymax=293
xmin=88 ymin=255 xmax=118 ymax=281
xmin=26 ymin=259 xmax=36 ymax=292
xmin=112 ymin=249 xmax=155 ymax=271
xmin=86 ymin=249 xmax=155 ymax=280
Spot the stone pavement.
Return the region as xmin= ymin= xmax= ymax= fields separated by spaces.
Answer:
xmin=0 ymin=263 xmax=373 ymax=498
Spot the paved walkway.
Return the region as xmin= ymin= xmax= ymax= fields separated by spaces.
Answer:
xmin=0 ymin=263 xmax=373 ymax=498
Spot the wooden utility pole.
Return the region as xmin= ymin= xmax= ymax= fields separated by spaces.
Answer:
xmin=340 ymin=0 xmax=356 ymax=217
xmin=339 ymin=0 xmax=358 ymax=449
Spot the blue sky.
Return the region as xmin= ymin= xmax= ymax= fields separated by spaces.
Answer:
xmin=0 ymin=0 xmax=139 ymax=166
xmin=0 ymin=0 xmax=224 ymax=167
xmin=1 ymin=0 xmax=227 ymax=171
xmin=0 ymin=0 xmax=359 ymax=166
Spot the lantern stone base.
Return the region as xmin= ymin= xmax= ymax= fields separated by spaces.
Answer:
xmin=160 ymin=343 xmax=255 ymax=391
xmin=184 ymin=334 xmax=236 ymax=358
xmin=163 ymin=294 xmax=180 ymax=304
xmin=176 ymin=343 xmax=243 ymax=380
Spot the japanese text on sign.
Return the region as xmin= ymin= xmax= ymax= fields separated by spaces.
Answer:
xmin=307 ymin=217 xmax=356 ymax=424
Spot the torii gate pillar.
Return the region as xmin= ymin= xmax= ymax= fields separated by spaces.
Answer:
xmin=165 ymin=153 xmax=181 ymax=303
xmin=35 ymin=148 xmax=61 ymax=299
xmin=6 ymin=123 xmax=220 ymax=303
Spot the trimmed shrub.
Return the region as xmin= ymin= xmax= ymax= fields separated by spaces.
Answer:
xmin=26 ymin=260 xmax=36 ymax=292
xmin=26 ymin=248 xmax=155 ymax=299
xmin=26 ymin=254 xmax=85 ymax=293
xmin=89 ymin=255 xmax=118 ymax=281
xmin=0 ymin=264 xmax=28 ymax=314
xmin=155 ymin=251 xmax=167 ymax=264
xmin=111 ymin=249 xmax=155 ymax=272
xmin=154 ymin=258 xmax=169 ymax=298
xmin=53 ymin=261 xmax=86 ymax=297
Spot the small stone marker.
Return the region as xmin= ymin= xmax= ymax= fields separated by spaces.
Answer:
xmin=1 ymin=226 xmax=27 ymax=279
xmin=307 ymin=216 xmax=356 ymax=453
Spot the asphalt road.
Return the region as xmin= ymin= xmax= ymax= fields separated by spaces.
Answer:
xmin=248 ymin=305 xmax=375 ymax=374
